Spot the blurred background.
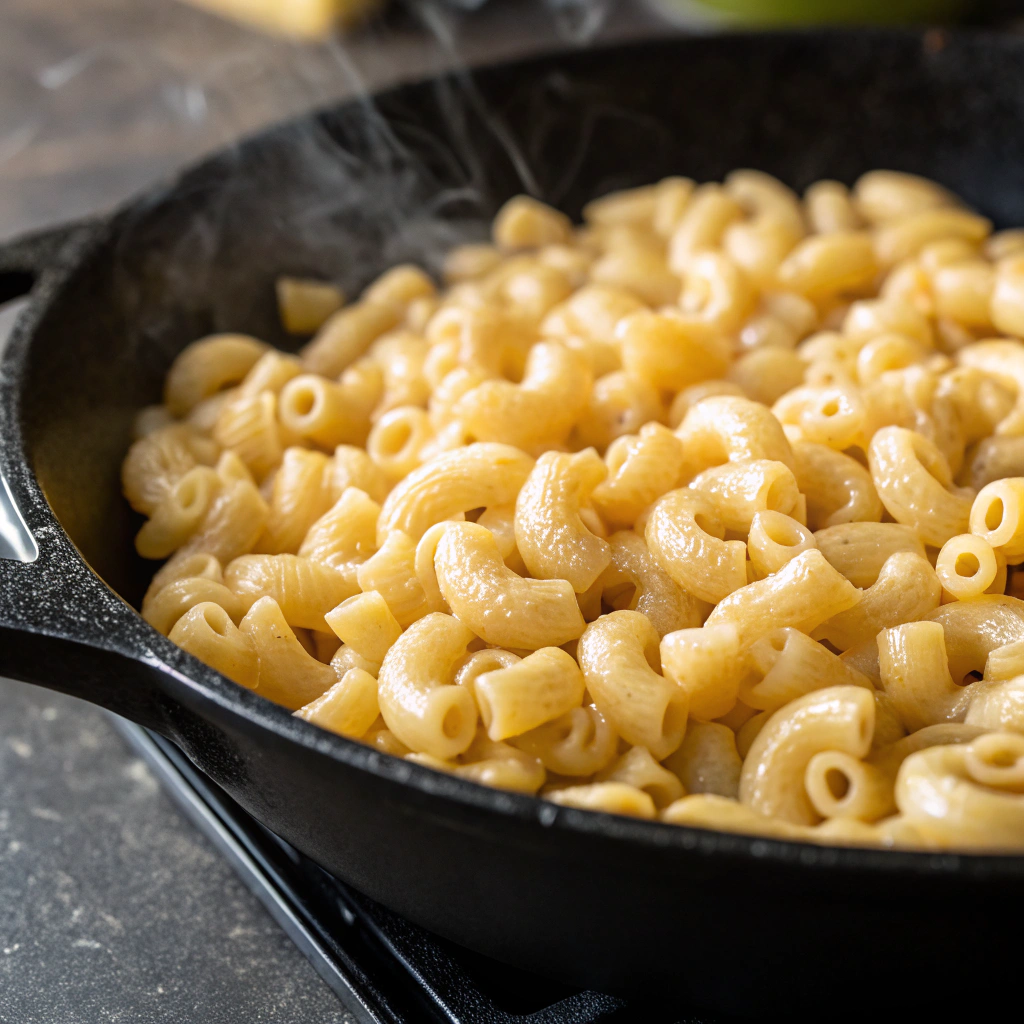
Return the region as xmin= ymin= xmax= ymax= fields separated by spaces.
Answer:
xmin=2 ymin=0 xmax=1022 ymax=240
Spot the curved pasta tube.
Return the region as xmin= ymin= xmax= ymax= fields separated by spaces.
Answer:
xmin=803 ymin=751 xmax=895 ymax=822
xmin=669 ymin=381 xmax=745 ymax=429
xmin=805 ymin=180 xmax=861 ymax=234
xmin=255 ymin=447 xmax=332 ymax=555
xmin=434 ymin=522 xmax=585 ymax=649
xmin=725 ymin=169 xmax=805 ymax=235
xmin=747 ymin=511 xmax=816 ymax=577
xmin=545 ymin=782 xmax=656 ymax=819
xmin=867 ymin=426 xmax=972 ymax=547
xmin=541 ymin=283 xmax=643 ymax=348
xmin=868 ymin=722 xmax=986 ymax=786
xmin=776 ymin=231 xmax=877 ymax=301
xmin=357 ymin=530 xmax=435 ymax=628
xmin=739 ymin=685 xmax=875 ymax=825
xmin=688 ymin=459 xmax=801 ymax=533
xmin=454 ymin=341 xmax=592 ymax=450
xmin=792 ymin=442 xmax=882 ymax=530
xmin=877 ymin=621 xmax=972 ymax=732
xmin=324 ymin=591 xmax=402 ymax=667
xmin=645 ymin=489 xmax=747 ymax=604
xmin=177 ymin=454 xmax=269 ymax=565
xmin=276 ymin=277 xmax=344 ymax=336
xmin=572 ymin=370 xmax=664 ymax=451
xmin=970 ymin=478 xmax=1024 ymax=564
xmin=295 ymin=667 xmax=381 ymax=740
xmin=595 ymin=746 xmax=684 ymax=810
xmin=164 ymin=334 xmax=267 ymax=417
xmin=300 ymin=301 xmax=401 ymax=379
xmin=515 ymin=450 xmax=611 ymax=593
xmin=618 ymin=308 xmax=731 ymax=391
xmin=211 ymin=391 xmax=284 ymax=482
xmin=366 ymin=407 xmax=434 ymax=481
xmin=474 ymin=647 xmax=585 ymax=741
xmin=773 ymin=385 xmax=867 ymax=451
xmin=142 ymin=576 xmax=243 ymax=637
xmin=660 ymin=624 xmax=744 ymax=721
xmin=663 ymin=722 xmax=741 ymax=799
xmin=743 ymin=628 xmax=873 ymax=713
xmin=591 ymin=423 xmax=685 ymax=531
xmin=135 ymin=466 xmax=220 ymax=560
xmin=928 ymin=596 xmax=1024 ymax=684
xmin=982 ymin=639 xmax=1024 ymax=682
xmin=935 ymin=534 xmax=1004 ymax=600
xmin=234 ymin=350 xmax=303 ymax=402
xmin=873 ymin=208 xmax=991 ymax=267
xmin=728 ymin=347 xmax=806 ymax=408
xmin=705 ymin=548 xmax=862 ymax=650
xmin=668 ymin=183 xmax=743 ymax=271
xmin=168 ymin=602 xmax=259 ymax=688
xmin=239 ymin=597 xmax=337 ymax=711
xmin=577 ymin=610 xmax=689 ymax=760
xmin=145 ymin=551 xmax=222 ymax=603
xmin=724 ymin=214 xmax=801 ymax=290
xmin=813 ymin=521 xmax=924 ymax=589
xmin=376 ymin=612 xmax=478 ymax=759
xmin=895 ymin=739 xmax=1024 ymax=848
xmin=596 ymin=531 xmax=705 ymax=639
xmin=814 ymin=552 xmax=941 ymax=652
xmin=376 ymin=442 xmax=533 ymax=543
xmin=966 ymin=676 xmax=1024 ymax=733
xmin=675 ymin=395 xmax=794 ymax=481
xmin=329 ymin=445 xmax=392 ymax=505
xmin=958 ymin=340 xmax=1024 ymax=437
xmin=853 ymin=170 xmax=958 ymax=224
xmin=298 ymin=487 xmax=381 ymax=580
xmin=493 ymin=195 xmax=572 ymax=250
xmin=225 ymin=554 xmax=358 ymax=633
xmin=121 ymin=424 xmax=220 ymax=516
xmin=278 ymin=373 xmax=378 ymax=449
xmin=964 ymin=732 xmax=1024 ymax=792
xmin=447 ymin=735 xmax=546 ymax=795
xmin=511 ymin=705 xmax=618 ymax=776
xmin=661 ymin=794 xmax=805 ymax=838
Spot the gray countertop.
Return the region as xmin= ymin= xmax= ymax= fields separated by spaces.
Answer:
xmin=0 ymin=2 xmax=664 ymax=1021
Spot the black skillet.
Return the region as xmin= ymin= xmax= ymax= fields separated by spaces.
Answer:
xmin=2 ymin=29 xmax=1023 ymax=1016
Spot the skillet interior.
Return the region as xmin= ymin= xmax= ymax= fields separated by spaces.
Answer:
xmin=8 ymin=29 xmax=1024 ymax=1012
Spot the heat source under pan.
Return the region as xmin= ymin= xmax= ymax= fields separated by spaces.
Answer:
xmin=2 ymin=30 xmax=1024 ymax=1017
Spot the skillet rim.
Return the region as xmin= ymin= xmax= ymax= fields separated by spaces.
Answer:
xmin=4 ymin=25 xmax=1024 ymax=878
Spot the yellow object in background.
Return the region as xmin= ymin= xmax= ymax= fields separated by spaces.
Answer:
xmin=180 ymin=0 xmax=379 ymax=38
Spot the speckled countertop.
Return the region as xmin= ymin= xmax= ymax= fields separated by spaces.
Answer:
xmin=0 ymin=2 xmax=663 ymax=1021
xmin=0 ymin=678 xmax=355 ymax=1024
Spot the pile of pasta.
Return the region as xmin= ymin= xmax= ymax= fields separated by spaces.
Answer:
xmin=123 ymin=170 xmax=1024 ymax=851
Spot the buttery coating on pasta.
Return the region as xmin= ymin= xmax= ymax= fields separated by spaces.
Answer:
xmin=124 ymin=169 xmax=1024 ymax=851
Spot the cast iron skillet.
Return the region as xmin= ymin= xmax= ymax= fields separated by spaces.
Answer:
xmin=2 ymin=29 xmax=1024 ymax=1015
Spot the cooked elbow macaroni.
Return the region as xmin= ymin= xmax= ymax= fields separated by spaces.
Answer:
xmin=125 ymin=170 xmax=1024 ymax=850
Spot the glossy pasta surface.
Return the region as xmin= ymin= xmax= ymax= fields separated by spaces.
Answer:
xmin=125 ymin=170 xmax=1024 ymax=852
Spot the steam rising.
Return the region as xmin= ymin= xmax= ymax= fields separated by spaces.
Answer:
xmin=1 ymin=0 xmax=654 ymax=363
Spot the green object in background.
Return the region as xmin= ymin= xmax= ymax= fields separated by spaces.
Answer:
xmin=678 ymin=0 xmax=966 ymax=23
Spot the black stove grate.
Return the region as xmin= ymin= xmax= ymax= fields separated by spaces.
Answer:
xmin=111 ymin=718 xmax=724 ymax=1024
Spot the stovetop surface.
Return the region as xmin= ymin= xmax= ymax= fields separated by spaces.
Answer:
xmin=112 ymin=719 xmax=727 ymax=1024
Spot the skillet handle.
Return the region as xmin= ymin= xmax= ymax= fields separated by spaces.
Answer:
xmin=0 ymin=220 xmax=173 ymax=734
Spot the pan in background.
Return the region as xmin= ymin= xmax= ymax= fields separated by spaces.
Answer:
xmin=2 ymin=30 xmax=1024 ymax=1016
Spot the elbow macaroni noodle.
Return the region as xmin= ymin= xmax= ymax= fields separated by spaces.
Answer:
xmin=124 ymin=170 xmax=1024 ymax=850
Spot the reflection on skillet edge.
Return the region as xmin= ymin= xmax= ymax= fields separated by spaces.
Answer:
xmin=122 ymin=169 xmax=1024 ymax=851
